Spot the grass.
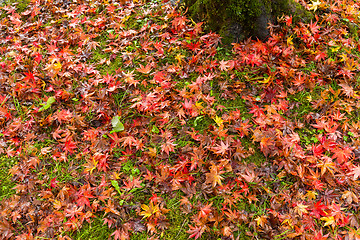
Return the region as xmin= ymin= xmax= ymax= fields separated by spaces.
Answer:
xmin=0 ymin=0 xmax=30 ymax=12
xmin=69 ymin=217 xmax=113 ymax=240
xmin=0 ymin=155 xmax=17 ymax=201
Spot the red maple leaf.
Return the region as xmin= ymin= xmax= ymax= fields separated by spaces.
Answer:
xmin=311 ymin=201 xmax=327 ymax=218
xmin=64 ymin=137 xmax=77 ymax=154
xmin=198 ymin=202 xmax=212 ymax=219
xmin=332 ymin=146 xmax=353 ymax=164
xmin=161 ymin=138 xmax=177 ymax=155
xmin=53 ymin=109 xmax=73 ymax=124
xmin=172 ymin=16 xmax=187 ymax=31
xmin=122 ymin=176 xmax=143 ymax=191
xmin=348 ymin=165 xmax=360 ymax=180
xmin=111 ymin=229 xmax=129 ymax=240
xmin=136 ymin=64 xmax=152 ymax=74
xmin=210 ymin=141 xmax=229 ymax=155
xmin=187 ymin=225 xmax=205 ymax=240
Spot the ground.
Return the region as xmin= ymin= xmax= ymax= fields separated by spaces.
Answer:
xmin=0 ymin=0 xmax=360 ymax=239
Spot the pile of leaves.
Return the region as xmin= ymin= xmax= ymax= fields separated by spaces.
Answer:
xmin=0 ymin=0 xmax=360 ymax=239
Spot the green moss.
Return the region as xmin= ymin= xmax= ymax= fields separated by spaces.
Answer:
xmin=187 ymin=115 xmax=214 ymax=132
xmin=185 ymin=0 xmax=264 ymax=37
xmin=185 ymin=0 xmax=313 ymax=44
xmin=243 ymin=143 xmax=268 ymax=166
xmin=0 ymin=155 xmax=17 ymax=201
xmin=1 ymin=0 xmax=30 ymax=13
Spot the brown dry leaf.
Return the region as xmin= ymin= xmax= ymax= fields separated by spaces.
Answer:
xmin=342 ymin=191 xmax=359 ymax=204
xmin=205 ymin=163 xmax=224 ymax=187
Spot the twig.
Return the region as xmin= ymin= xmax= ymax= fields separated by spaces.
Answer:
xmin=174 ymin=218 xmax=188 ymax=239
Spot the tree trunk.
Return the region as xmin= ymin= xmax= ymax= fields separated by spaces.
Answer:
xmin=183 ymin=0 xmax=313 ymax=43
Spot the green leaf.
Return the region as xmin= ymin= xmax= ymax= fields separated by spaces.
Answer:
xmin=111 ymin=180 xmax=121 ymax=195
xmin=132 ymin=168 xmax=140 ymax=175
xmin=194 ymin=116 xmax=203 ymax=127
xmin=111 ymin=115 xmax=124 ymax=133
xmin=39 ymin=97 xmax=56 ymax=112
xmin=151 ymin=125 xmax=159 ymax=134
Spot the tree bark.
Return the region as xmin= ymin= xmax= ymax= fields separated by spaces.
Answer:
xmin=183 ymin=0 xmax=313 ymax=43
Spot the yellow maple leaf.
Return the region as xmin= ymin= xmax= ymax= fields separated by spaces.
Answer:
xmin=294 ymin=203 xmax=308 ymax=217
xmin=287 ymin=35 xmax=293 ymax=46
xmin=281 ymin=218 xmax=293 ymax=227
xmin=175 ymin=53 xmax=185 ymax=64
xmin=195 ymin=101 xmax=204 ymax=110
xmin=83 ymin=158 xmax=98 ymax=174
xmin=213 ymin=115 xmax=223 ymax=127
xmin=306 ymin=190 xmax=318 ymax=200
xmin=255 ymin=215 xmax=268 ymax=227
xmin=140 ymin=201 xmax=160 ymax=219
xmin=308 ymin=0 xmax=322 ymax=12
xmin=320 ymin=216 xmax=335 ymax=227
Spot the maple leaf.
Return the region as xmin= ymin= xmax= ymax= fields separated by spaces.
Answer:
xmin=122 ymin=176 xmax=143 ymax=191
xmin=339 ymin=83 xmax=354 ymax=98
xmin=240 ymin=169 xmax=258 ymax=183
xmin=311 ymin=201 xmax=327 ymax=218
xmin=294 ymin=203 xmax=309 ymax=217
xmin=64 ymin=205 xmax=84 ymax=219
xmin=306 ymin=190 xmax=318 ymax=200
xmin=313 ymin=229 xmax=330 ymax=240
xmin=187 ymin=225 xmax=205 ymax=240
xmin=317 ymin=156 xmax=336 ymax=176
xmin=52 ymin=109 xmax=73 ymax=124
xmin=260 ymin=136 xmax=275 ymax=157
xmin=320 ymin=216 xmax=335 ymax=228
xmin=172 ymin=16 xmax=187 ymax=31
xmin=347 ymin=165 xmax=360 ymax=180
xmin=315 ymin=50 xmax=327 ymax=61
xmin=83 ymin=128 xmax=100 ymax=142
xmin=161 ymin=138 xmax=177 ymax=155
xmin=111 ymin=229 xmax=129 ymax=240
xmin=198 ymin=202 xmax=212 ymax=219
xmin=64 ymin=137 xmax=77 ymax=154
xmin=342 ymin=191 xmax=359 ymax=204
xmin=0 ymin=219 xmax=14 ymax=239
xmin=255 ymin=215 xmax=268 ymax=227
xmin=205 ymin=163 xmax=224 ymax=187
xmin=50 ymin=177 xmax=59 ymax=188
xmin=332 ymin=146 xmax=353 ymax=164
xmin=120 ymin=135 xmax=137 ymax=148
xmin=219 ymin=60 xmax=235 ymax=71
xmin=235 ymin=120 xmax=252 ymax=138
xmin=212 ymin=115 xmax=224 ymax=127
xmin=185 ymin=42 xmax=201 ymax=52
xmin=83 ymin=158 xmax=98 ymax=175
xmin=43 ymin=58 xmax=62 ymax=76
xmin=140 ymin=201 xmax=160 ymax=219
xmin=210 ymin=141 xmax=229 ymax=155
xmin=102 ymin=73 xmax=116 ymax=84
xmin=23 ymin=71 xmax=38 ymax=82
xmin=136 ymin=63 xmax=152 ymax=74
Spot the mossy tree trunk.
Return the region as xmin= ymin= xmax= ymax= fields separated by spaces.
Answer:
xmin=184 ymin=0 xmax=312 ymax=43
